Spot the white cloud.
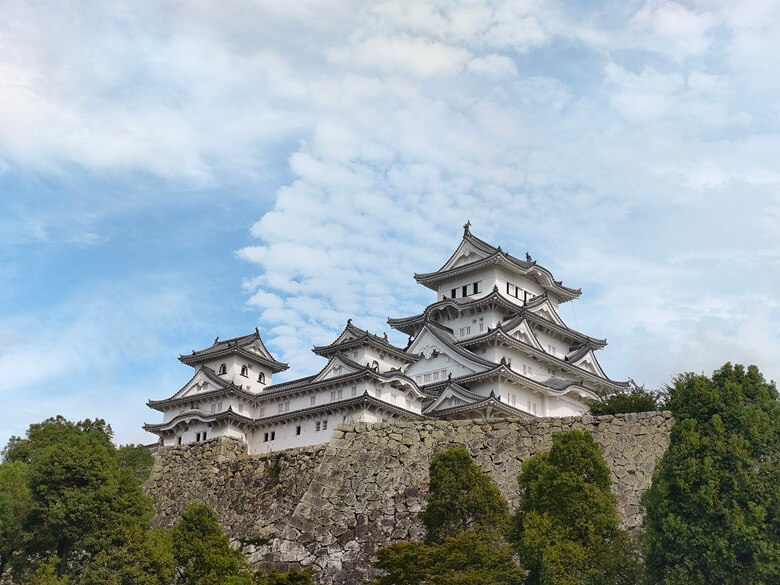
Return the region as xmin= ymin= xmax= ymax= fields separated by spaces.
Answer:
xmin=4 ymin=0 xmax=780 ymax=426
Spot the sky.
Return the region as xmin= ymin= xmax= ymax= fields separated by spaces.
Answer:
xmin=2 ymin=0 xmax=780 ymax=447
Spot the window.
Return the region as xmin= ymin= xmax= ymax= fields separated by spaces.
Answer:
xmin=196 ymin=432 xmax=201 ymax=442
xmin=217 ymin=401 xmax=222 ymax=411
xmin=351 ymin=385 xmax=357 ymax=396
xmin=509 ymin=394 xmax=516 ymax=406
xmin=322 ymin=419 xmax=328 ymax=430
xmin=524 ymin=290 xmax=531 ymax=303
xmin=479 ymin=317 xmax=484 ymax=332
xmin=270 ymin=431 xmax=275 ymax=441
xmin=218 ymin=363 xmax=227 ymax=375
xmin=296 ymin=425 xmax=301 ymax=436
xmin=424 ymin=373 xmax=431 ymax=383
xmin=353 ymin=351 xmax=358 ymax=358
xmin=459 ymin=326 xmax=471 ymax=336
xmin=547 ymin=367 xmax=554 ymax=375
xmin=277 ymin=400 xmax=290 ymax=413
xmin=548 ymin=344 xmax=557 ymax=356
xmin=330 ymin=390 xmax=336 ymax=401
xmin=481 ymin=347 xmax=487 ymax=354
xmin=472 ymin=282 xmax=480 ymax=294
xmin=311 ymin=395 xmax=316 ymax=406
xmin=406 ymin=398 xmax=411 ymax=408
xmin=258 ymin=372 xmax=266 ymax=384
xmin=210 ymin=403 xmax=216 ymax=413
xmin=372 ymin=360 xmax=379 ymax=370
xmin=315 ymin=421 xmax=321 ymax=432
xmin=374 ymin=388 xmax=381 ymax=398
xmin=451 ymin=288 xmax=457 ymax=298
xmin=240 ymin=365 xmax=248 ymax=377
xmin=238 ymin=403 xmax=244 ymax=413
xmin=433 ymin=371 xmax=439 ymax=381
xmin=264 ymin=432 xmax=269 ymax=442
xmin=203 ymin=431 xmax=207 ymax=440
xmin=177 ymin=436 xmax=182 ymax=445
xmin=258 ymin=406 xmax=265 ymax=417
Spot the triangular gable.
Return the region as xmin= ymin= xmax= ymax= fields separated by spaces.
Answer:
xmin=311 ymin=355 xmax=361 ymax=382
xmin=430 ymin=396 xmax=533 ymax=420
xmin=570 ymin=350 xmax=606 ymax=378
xmin=244 ymin=338 xmax=275 ymax=361
xmin=423 ymin=384 xmax=482 ymax=414
xmin=404 ymin=327 xmax=486 ymax=379
xmin=170 ymin=368 xmax=230 ymax=400
xmin=526 ymin=298 xmax=566 ymax=327
xmin=503 ymin=320 xmax=543 ymax=350
xmin=439 ymin=238 xmax=495 ymax=273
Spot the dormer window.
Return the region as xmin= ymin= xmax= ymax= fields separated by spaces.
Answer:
xmin=240 ymin=365 xmax=249 ymax=377
xmin=258 ymin=372 xmax=266 ymax=384
xmin=218 ymin=363 xmax=227 ymax=375
xmin=372 ymin=360 xmax=379 ymax=370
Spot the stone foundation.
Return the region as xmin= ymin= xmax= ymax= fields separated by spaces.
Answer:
xmin=145 ymin=412 xmax=673 ymax=584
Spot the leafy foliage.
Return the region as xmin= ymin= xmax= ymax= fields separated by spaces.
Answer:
xmin=116 ymin=443 xmax=155 ymax=486
xmin=370 ymin=446 xmax=523 ymax=585
xmin=512 ymin=430 xmax=643 ymax=585
xmin=172 ymin=501 xmax=254 ymax=585
xmin=642 ymin=363 xmax=780 ymax=585
xmin=0 ymin=460 xmax=32 ymax=579
xmin=589 ymin=383 xmax=663 ymax=415
xmin=371 ymin=530 xmax=524 ymax=585
xmin=421 ymin=446 xmax=509 ymax=544
xmin=80 ymin=526 xmax=175 ymax=585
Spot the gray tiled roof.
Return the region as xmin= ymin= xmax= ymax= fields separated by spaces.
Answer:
xmin=179 ymin=329 xmax=289 ymax=373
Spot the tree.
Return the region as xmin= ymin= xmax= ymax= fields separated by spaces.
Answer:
xmin=116 ymin=444 xmax=155 ymax=486
xmin=421 ymin=446 xmax=509 ymax=544
xmin=172 ymin=502 xmax=254 ymax=585
xmin=0 ymin=460 xmax=32 ymax=579
xmin=512 ymin=430 xmax=643 ymax=585
xmin=3 ymin=417 xmax=153 ymax=579
xmin=589 ymin=382 xmax=662 ymax=415
xmin=642 ymin=363 xmax=780 ymax=585
xmin=80 ymin=526 xmax=175 ymax=585
xmin=369 ymin=446 xmax=523 ymax=585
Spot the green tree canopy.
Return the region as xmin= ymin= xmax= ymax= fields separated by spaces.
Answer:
xmin=116 ymin=444 xmax=155 ymax=486
xmin=512 ymin=430 xmax=642 ymax=585
xmin=2 ymin=417 xmax=153 ymax=579
xmin=0 ymin=460 xmax=32 ymax=579
xmin=642 ymin=363 xmax=780 ymax=585
xmin=421 ymin=446 xmax=509 ymax=544
xmin=172 ymin=501 xmax=254 ymax=585
xmin=589 ymin=382 xmax=663 ymax=416
xmin=370 ymin=446 xmax=523 ymax=585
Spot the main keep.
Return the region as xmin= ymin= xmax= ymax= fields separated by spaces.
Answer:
xmin=145 ymin=224 xmax=627 ymax=452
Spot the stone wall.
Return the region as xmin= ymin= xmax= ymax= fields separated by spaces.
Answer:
xmin=146 ymin=412 xmax=673 ymax=584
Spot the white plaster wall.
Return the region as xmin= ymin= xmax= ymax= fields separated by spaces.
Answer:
xmin=436 ymin=267 xmax=496 ymax=302
xmin=532 ymin=330 xmax=569 ymax=360
xmin=201 ymin=356 xmax=273 ymax=393
xmin=405 ymin=352 xmax=475 ymax=385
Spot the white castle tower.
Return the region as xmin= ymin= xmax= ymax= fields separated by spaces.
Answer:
xmin=145 ymin=224 xmax=626 ymax=453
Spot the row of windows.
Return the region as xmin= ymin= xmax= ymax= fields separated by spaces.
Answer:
xmin=217 ymin=363 xmax=266 ymax=384
xmin=263 ymin=419 xmax=329 ymax=442
xmin=417 ymin=369 xmax=448 ymax=384
xmin=506 ymin=283 xmax=533 ymax=303
xmin=506 ymin=394 xmax=538 ymax=415
xmin=449 ymin=281 xmax=482 ymax=299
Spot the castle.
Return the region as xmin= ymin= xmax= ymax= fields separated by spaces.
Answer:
xmin=144 ymin=224 xmax=627 ymax=453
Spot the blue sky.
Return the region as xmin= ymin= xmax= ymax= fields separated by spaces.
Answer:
xmin=2 ymin=0 xmax=780 ymax=447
